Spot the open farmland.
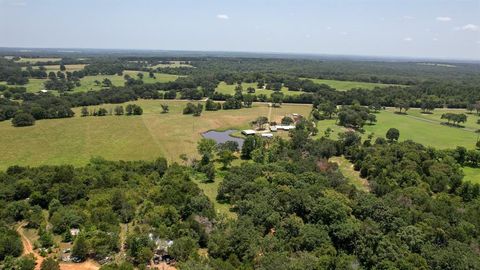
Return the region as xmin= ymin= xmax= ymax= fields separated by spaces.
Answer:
xmin=215 ymin=81 xmax=304 ymax=97
xmin=305 ymin=78 xmax=404 ymax=91
xmin=0 ymin=100 xmax=311 ymax=170
xmin=26 ymin=64 xmax=87 ymax=72
xmin=15 ymin=57 xmax=62 ymax=63
xmin=315 ymin=107 xmax=480 ymax=149
xmin=151 ymin=61 xmax=193 ymax=68
xmin=72 ymin=71 xmax=180 ymax=92
xmin=0 ymin=71 xmax=180 ymax=93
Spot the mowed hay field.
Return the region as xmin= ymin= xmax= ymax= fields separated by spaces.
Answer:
xmin=305 ymin=78 xmax=404 ymax=91
xmin=0 ymin=100 xmax=312 ymax=170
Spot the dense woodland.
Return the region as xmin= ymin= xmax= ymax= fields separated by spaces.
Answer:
xmin=1 ymin=52 xmax=480 ymax=269
xmin=1 ymin=126 xmax=480 ymax=269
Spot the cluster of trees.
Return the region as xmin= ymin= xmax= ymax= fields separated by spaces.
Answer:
xmin=337 ymin=105 xmax=376 ymax=129
xmin=183 ymin=103 xmax=203 ymax=116
xmin=44 ymin=71 xmax=81 ymax=92
xmin=0 ymin=95 xmax=74 ymax=127
xmin=0 ymin=158 xmax=215 ymax=268
xmin=195 ymin=138 xmax=239 ymax=182
xmin=205 ymin=99 xmax=222 ymax=111
xmin=441 ymin=112 xmax=467 ymax=126
xmin=0 ymin=58 xmax=28 ymax=85
xmin=80 ymin=104 xmax=143 ymax=117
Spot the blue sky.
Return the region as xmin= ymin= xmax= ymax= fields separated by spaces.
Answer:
xmin=0 ymin=0 xmax=479 ymax=59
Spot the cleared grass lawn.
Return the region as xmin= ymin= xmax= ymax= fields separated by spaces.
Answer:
xmin=407 ymin=109 xmax=479 ymax=131
xmin=15 ymin=57 xmax=61 ymax=63
xmin=215 ymin=81 xmax=304 ymax=97
xmin=304 ymin=78 xmax=404 ymax=91
xmin=315 ymin=108 xmax=478 ymax=149
xmin=0 ymin=100 xmax=311 ymax=170
xmin=463 ymin=167 xmax=480 ymax=184
xmin=363 ymin=108 xmax=479 ymax=149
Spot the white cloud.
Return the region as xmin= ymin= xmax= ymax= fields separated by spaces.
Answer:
xmin=436 ymin=16 xmax=452 ymax=22
xmin=456 ymin=24 xmax=479 ymax=31
xmin=403 ymin=37 xmax=413 ymax=42
xmin=339 ymin=31 xmax=348 ymax=36
xmin=403 ymin=15 xmax=414 ymax=20
xmin=325 ymin=26 xmax=332 ymax=31
xmin=216 ymin=14 xmax=229 ymax=20
xmin=433 ymin=37 xmax=438 ymax=41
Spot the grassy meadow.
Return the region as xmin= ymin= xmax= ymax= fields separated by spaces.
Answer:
xmin=215 ymin=82 xmax=304 ymax=97
xmin=72 ymin=71 xmax=180 ymax=92
xmin=0 ymin=71 xmax=180 ymax=93
xmin=151 ymin=61 xmax=193 ymax=68
xmin=315 ymin=108 xmax=480 ymax=150
xmin=0 ymin=100 xmax=311 ymax=170
xmin=463 ymin=167 xmax=480 ymax=184
xmin=15 ymin=57 xmax=62 ymax=63
xmin=22 ymin=64 xmax=87 ymax=72
xmin=305 ymin=78 xmax=404 ymax=91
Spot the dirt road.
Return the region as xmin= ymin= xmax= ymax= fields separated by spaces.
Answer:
xmin=16 ymin=223 xmax=99 ymax=270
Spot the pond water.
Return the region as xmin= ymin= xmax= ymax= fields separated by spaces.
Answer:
xmin=202 ymin=129 xmax=244 ymax=147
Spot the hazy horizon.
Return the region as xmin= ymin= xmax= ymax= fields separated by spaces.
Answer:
xmin=1 ymin=0 xmax=479 ymax=60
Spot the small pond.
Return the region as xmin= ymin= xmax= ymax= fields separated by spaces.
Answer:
xmin=202 ymin=129 xmax=244 ymax=148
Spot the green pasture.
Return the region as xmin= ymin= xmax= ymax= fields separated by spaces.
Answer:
xmin=15 ymin=57 xmax=62 ymax=63
xmin=0 ymin=100 xmax=311 ymax=170
xmin=215 ymin=81 xmax=304 ymax=97
xmin=304 ymin=78 xmax=404 ymax=91
xmin=315 ymin=108 xmax=479 ymax=149
xmin=0 ymin=71 xmax=180 ymax=93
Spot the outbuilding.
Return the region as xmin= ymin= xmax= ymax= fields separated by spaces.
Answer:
xmin=242 ymin=129 xmax=256 ymax=136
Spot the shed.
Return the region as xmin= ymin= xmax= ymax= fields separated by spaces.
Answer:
xmin=242 ymin=130 xmax=256 ymax=136
xmin=261 ymin=133 xmax=274 ymax=138
xmin=276 ymin=125 xmax=296 ymax=130
xmin=270 ymin=126 xmax=278 ymax=132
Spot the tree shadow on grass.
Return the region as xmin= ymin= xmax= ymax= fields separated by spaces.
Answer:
xmin=440 ymin=122 xmax=466 ymax=128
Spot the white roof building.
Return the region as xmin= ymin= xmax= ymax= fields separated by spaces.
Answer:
xmin=70 ymin=228 xmax=80 ymax=236
xmin=242 ymin=129 xmax=256 ymax=135
xmin=275 ymin=125 xmax=296 ymax=130
xmin=261 ymin=133 xmax=274 ymax=138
